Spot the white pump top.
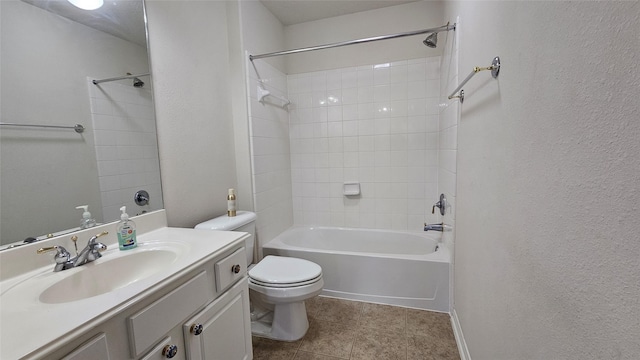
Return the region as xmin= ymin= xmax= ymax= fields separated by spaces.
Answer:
xmin=76 ymin=205 xmax=91 ymax=219
xmin=120 ymin=206 xmax=129 ymax=221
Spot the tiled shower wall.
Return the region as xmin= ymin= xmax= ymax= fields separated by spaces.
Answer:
xmin=247 ymin=61 xmax=294 ymax=255
xmin=88 ymin=79 xmax=163 ymax=222
xmin=287 ymin=57 xmax=441 ymax=231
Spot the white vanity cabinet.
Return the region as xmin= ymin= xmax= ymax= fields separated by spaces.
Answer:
xmin=50 ymin=244 xmax=252 ymax=360
xmin=183 ymin=279 xmax=251 ymax=360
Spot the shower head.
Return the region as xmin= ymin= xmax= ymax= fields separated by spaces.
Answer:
xmin=133 ymin=77 xmax=144 ymax=88
xmin=423 ymin=32 xmax=438 ymax=48
xmin=126 ymin=72 xmax=145 ymax=88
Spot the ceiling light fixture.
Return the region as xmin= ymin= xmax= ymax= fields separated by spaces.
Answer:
xmin=67 ymin=0 xmax=104 ymax=11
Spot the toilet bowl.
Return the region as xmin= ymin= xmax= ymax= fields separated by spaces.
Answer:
xmin=195 ymin=211 xmax=323 ymax=341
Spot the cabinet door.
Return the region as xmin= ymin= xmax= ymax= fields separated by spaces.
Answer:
xmin=183 ymin=278 xmax=252 ymax=360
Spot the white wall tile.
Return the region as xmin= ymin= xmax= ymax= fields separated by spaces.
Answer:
xmin=287 ymin=56 xmax=441 ymax=232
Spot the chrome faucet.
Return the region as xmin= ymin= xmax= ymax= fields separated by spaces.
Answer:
xmin=37 ymin=231 xmax=108 ymax=272
xmin=424 ymin=222 xmax=444 ymax=232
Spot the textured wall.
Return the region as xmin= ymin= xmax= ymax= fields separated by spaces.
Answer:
xmin=146 ymin=0 xmax=237 ymax=227
xmin=447 ymin=1 xmax=640 ymax=359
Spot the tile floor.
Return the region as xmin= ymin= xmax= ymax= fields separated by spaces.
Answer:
xmin=252 ymin=296 xmax=460 ymax=360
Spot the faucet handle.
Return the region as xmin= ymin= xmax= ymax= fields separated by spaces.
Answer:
xmin=71 ymin=235 xmax=79 ymax=255
xmin=37 ymin=245 xmax=71 ymax=264
xmin=88 ymin=231 xmax=109 ymax=245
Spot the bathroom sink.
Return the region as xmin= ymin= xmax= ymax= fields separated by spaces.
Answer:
xmin=39 ymin=248 xmax=179 ymax=304
xmin=0 ymin=223 xmax=251 ymax=360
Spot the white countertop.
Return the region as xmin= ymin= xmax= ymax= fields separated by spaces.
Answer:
xmin=0 ymin=213 xmax=247 ymax=359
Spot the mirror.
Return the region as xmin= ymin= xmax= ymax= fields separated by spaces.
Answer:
xmin=0 ymin=0 xmax=163 ymax=247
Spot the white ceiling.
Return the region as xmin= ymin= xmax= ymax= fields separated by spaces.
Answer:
xmin=260 ymin=0 xmax=421 ymax=26
xmin=22 ymin=0 xmax=146 ymax=46
xmin=21 ymin=0 xmax=421 ymax=48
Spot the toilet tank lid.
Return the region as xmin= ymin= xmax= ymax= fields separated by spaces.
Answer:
xmin=195 ymin=211 xmax=256 ymax=231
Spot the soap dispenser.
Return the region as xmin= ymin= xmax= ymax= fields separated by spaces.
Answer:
xmin=117 ymin=206 xmax=137 ymax=250
xmin=76 ymin=205 xmax=96 ymax=229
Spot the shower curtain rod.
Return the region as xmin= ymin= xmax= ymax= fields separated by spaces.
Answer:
xmin=92 ymin=73 xmax=150 ymax=85
xmin=249 ymin=23 xmax=456 ymax=61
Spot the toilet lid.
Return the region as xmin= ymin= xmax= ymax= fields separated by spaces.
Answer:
xmin=249 ymin=256 xmax=322 ymax=285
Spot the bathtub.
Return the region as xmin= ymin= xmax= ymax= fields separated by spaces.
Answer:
xmin=262 ymin=226 xmax=450 ymax=312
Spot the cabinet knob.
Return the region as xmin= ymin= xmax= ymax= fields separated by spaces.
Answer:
xmin=231 ymin=264 xmax=241 ymax=274
xmin=162 ymin=344 xmax=178 ymax=358
xmin=190 ymin=323 xmax=204 ymax=336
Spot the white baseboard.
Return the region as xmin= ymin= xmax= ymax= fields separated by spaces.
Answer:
xmin=451 ymin=308 xmax=471 ymax=360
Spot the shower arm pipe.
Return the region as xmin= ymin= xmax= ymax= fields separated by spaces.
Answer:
xmin=92 ymin=73 xmax=150 ymax=85
xmin=249 ymin=23 xmax=456 ymax=61
xmin=0 ymin=122 xmax=85 ymax=133
xmin=448 ymin=56 xmax=501 ymax=102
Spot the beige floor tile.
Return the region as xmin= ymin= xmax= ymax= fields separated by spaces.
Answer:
xmin=305 ymin=295 xmax=323 ymax=317
xmin=252 ymin=336 xmax=299 ymax=360
xmin=350 ymin=327 xmax=408 ymax=360
xmin=407 ymin=334 xmax=460 ymax=360
xmin=406 ymin=309 xmax=455 ymax=342
xmin=298 ymin=319 xmax=358 ymax=359
xmin=253 ymin=301 xmax=459 ymax=360
xmin=293 ymin=351 xmax=344 ymax=360
xmin=359 ymin=302 xmax=407 ymax=333
xmin=314 ymin=297 xmax=363 ymax=324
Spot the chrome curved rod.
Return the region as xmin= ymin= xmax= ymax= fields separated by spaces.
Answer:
xmin=448 ymin=56 xmax=501 ymax=102
xmin=249 ymin=23 xmax=456 ymax=61
xmin=0 ymin=122 xmax=84 ymax=133
xmin=92 ymin=73 xmax=150 ymax=85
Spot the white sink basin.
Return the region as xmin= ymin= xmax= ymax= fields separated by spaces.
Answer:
xmin=39 ymin=249 xmax=178 ymax=304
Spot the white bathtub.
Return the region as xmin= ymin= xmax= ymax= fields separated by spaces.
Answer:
xmin=262 ymin=226 xmax=450 ymax=312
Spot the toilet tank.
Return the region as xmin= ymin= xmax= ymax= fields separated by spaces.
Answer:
xmin=194 ymin=211 xmax=256 ymax=265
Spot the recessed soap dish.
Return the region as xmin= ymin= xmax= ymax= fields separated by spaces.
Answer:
xmin=343 ymin=182 xmax=360 ymax=196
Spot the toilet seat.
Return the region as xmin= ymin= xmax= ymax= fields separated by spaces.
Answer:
xmin=249 ymin=256 xmax=322 ymax=287
xmin=249 ymin=274 xmax=322 ymax=288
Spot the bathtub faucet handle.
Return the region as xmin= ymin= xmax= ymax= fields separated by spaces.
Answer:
xmin=432 ymin=194 xmax=447 ymax=216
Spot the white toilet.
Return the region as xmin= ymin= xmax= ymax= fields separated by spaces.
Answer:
xmin=195 ymin=211 xmax=323 ymax=341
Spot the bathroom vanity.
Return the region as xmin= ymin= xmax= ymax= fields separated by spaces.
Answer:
xmin=0 ymin=211 xmax=253 ymax=360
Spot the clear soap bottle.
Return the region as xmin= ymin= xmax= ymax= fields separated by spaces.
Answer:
xmin=76 ymin=205 xmax=96 ymax=229
xmin=117 ymin=206 xmax=137 ymax=250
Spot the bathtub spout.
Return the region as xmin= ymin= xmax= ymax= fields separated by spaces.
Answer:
xmin=424 ymin=222 xmax=444 ymax=232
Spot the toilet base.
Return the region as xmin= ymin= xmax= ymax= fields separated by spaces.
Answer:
xmin=250 ymin=301 xmax=309 ymax=341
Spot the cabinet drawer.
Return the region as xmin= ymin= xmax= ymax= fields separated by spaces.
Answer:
xmin=128 ymin=271 xmax=211 ymax=358
xmin=140 ymin=337 xmax=179 ymax=360
xmin=215 ymin=248 xmax=246 ymax=292
xmin=62 ymin=333 xmax=110 ymax=360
